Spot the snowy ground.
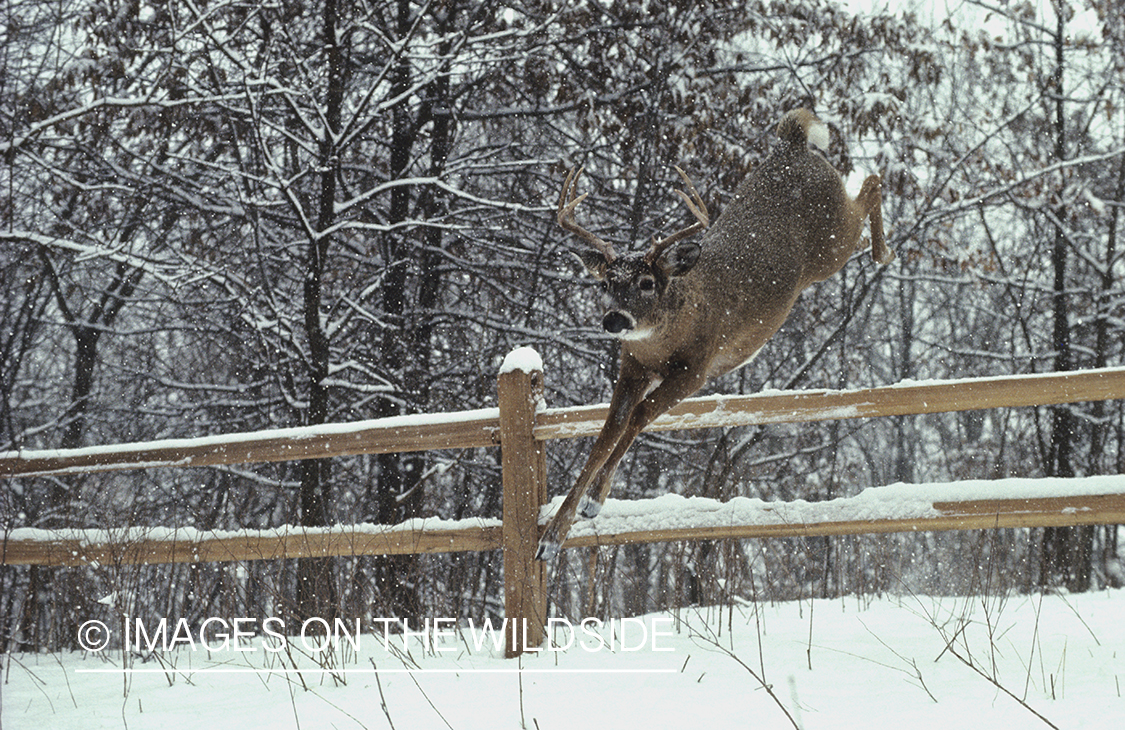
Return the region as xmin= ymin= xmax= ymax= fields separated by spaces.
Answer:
xmin=3 ymin=589 xmax=1122 ymax=729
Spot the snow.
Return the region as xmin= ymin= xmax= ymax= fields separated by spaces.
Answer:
xmin=547 ymin=474 xmax=1125 ymax=539
xmin=6 ymin=477 xmax=1120 ymax=728
xmin=553 ymin=489 xmax=940 ymax=538
xmin=3 ymin=516 xmax=502 ymax=550
xmin=4 ymin=590 xmax=1122 ymax=729
xmin=0 ymin=408 xmax=502 ymax=466
xmin=498 ymin=346 xmax=543 ymax=375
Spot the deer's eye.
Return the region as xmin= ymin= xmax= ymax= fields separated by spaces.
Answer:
xmin=638 ymin=276 xmax=656 ymax=292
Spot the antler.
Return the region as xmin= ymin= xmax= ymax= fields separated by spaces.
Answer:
xmin=558 ymin=166 xmax=616 ymax=262
xmin=647 ymin=166 xmax=709 ymax=263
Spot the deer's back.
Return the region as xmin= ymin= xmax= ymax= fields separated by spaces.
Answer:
xmin=654 ymin=142 xmax=852 ymax=377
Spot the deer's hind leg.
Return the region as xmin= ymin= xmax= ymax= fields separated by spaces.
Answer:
xmin=857 ymin=174 xmax=893 ymax=265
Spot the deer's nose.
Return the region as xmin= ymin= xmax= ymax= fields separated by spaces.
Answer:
xmin=602 ymin=311 xmax=634 ymax=334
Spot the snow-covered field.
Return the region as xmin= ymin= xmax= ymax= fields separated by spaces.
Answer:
xmin=4 ymin=589 xmax=1122 ymax=729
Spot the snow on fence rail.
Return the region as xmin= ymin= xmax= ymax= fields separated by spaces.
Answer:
xmin=6 ymin=478 xmax=1124 ymax=565
xmin=2 ymin=366 xmax=1124 ymax=478
xmin=3 ymin=356 xmax=1125 ymax=656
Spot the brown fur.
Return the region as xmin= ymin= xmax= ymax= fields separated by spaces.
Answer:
xmin=538 ymin=109 xmax=893 ymax=560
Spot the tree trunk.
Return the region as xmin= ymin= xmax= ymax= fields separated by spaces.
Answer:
xmin=1039 ymin=6 xmax=1093 ymax=591
xmin=294 ymin=0 xmax=346 ymax=625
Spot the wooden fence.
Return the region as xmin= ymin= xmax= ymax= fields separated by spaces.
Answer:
xmin=3 ymin=353 xmax=1125 ymax=656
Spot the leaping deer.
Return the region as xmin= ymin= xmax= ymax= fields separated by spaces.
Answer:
xmin=537 ymin=108 xmax=893 ymax=561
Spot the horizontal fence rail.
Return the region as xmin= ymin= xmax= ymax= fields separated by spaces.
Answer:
xmin=1 ymin=521 xmax=503 ymax=567
xmin=564 ymin=491 xmax=1125 ymax=548
xmin=0 ymin=409 xmax=504 ymax=478
xmin=3 ymin=367 xmax=1125 ymax=478
xmin=5 ymin=482 xmax=1123 ymax=567
xmin=534 ymin=366 xmax=1125 ymax=439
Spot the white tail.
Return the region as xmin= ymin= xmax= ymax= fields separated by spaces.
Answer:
xmin=536 ymin=108 xmax=893 ymax=561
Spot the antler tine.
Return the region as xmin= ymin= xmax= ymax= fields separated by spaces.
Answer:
xmin=648 ymin=166 xmax=709 ymax=261
xmin=673 ymin=165 xmax=709 ymax=227
xmin=558 ymin=166 xmax=616 ymax=262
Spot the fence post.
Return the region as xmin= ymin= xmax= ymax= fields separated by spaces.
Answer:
xmin=497 ymin=347 xmax=548 ymax=657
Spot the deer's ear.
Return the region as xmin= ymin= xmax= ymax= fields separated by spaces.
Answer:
xmin=573 ymin=248 xmax=609 ymax=279
xmin=656 ymin=241 xmax=701 ymax=277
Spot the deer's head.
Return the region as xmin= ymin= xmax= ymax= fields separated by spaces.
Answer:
xmin=559 ymin=167 xmax=708 ymax=338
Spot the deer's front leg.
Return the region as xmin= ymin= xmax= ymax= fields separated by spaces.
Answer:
xmin=535 ymin=357 xmax=654 ymax=561
xmin=582 ymin=361 xmax=709 ymax=513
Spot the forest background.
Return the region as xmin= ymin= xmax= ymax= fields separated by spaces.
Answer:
xmin=2 ymin=0 xmax=1123 ymax=652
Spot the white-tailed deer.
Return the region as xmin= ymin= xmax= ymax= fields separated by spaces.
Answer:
xmin=537 ymin=108 xmax=893 ymax=561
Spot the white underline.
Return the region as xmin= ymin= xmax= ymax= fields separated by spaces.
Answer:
xmin=75 ymin=667 xmax=678 ymax=675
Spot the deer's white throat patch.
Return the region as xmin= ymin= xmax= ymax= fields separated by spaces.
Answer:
xmin=617 ymin=325 xmax=656 ymax=341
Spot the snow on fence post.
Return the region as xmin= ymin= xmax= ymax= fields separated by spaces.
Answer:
xmin=497 ymin=347 xmax=548 ymax=657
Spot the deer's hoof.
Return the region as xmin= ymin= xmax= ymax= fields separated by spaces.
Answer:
xmin=578 ymin=496 xmax=603 ymax=519
xmin=535 ymin=540 xmax=560 ymax=562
